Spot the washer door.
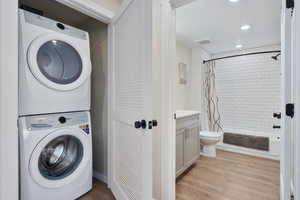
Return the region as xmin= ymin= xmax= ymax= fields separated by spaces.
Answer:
xmin=29 ymin=128 xmax=90 ymax=188
xmin=27 ymin=34 xmax=91 ymax=91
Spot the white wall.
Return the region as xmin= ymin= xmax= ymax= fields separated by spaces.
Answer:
xmin=175 ymin=44 xmax=211 ymax=127
xmin=0 ymin=0 xmax=19 ymax=200
xmin=187 ymin=46 xmax=210 ymax=129
xmin=175 ymin=42 xmax=192 ymax=109
xmin=213 ymin=45 xmax=281 ymax=159
xmin=188 ymin=47 xmax=210 ymax=110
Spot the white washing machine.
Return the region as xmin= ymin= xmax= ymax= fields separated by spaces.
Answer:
xmin=19 ymin=111 xmax=92 ymax=200
xmin=19 ymin=9 xmax=92 ymax=116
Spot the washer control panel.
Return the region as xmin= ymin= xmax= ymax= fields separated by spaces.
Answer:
xmin=23 ymin=111 xmax=90 ymax=131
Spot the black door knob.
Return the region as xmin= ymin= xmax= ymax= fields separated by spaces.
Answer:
xmin=148 ymin=120 xmax=158 ymax=130
xmin=134 ymin=120 xmax=147 ymax=129
xmin=135 ymin=121 xmax=141 ymax=129
xmin=273 ymin=113 xmax=281 ymax=119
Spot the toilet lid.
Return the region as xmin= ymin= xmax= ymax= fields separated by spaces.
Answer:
xmin=200 ymin=131 xmax=222 ymax=138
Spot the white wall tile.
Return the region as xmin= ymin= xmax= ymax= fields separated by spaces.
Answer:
xmin=214 ymin=46 xmax=281 ymax=137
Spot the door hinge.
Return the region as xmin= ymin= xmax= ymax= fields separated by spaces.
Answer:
xmin=286 ymin=0 xmax=294 ymax=9
xmin=287 ymin=0 xmax=295 ymax=16
xmin=286 ymin=103 xmax=295 ymax=118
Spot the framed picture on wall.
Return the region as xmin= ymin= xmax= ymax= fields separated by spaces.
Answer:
xmin=178 ymin=62 xmax=188 ymax=85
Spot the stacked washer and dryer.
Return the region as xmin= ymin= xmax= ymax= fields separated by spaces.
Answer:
xmin=18 ymin=9 xmax=93 ymax=200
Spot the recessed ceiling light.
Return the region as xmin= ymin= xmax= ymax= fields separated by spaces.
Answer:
xmin=241 ymin=24 xmax=251 ymax=31
xmin=236 ymin=44 xmax=243 ymax=49
xmin=195 ymin=39 xmax=211 ymax=45
xmin=229 ymin=0 xmax=239 ymax=2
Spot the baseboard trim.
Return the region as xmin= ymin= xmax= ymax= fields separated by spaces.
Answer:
xmin=217 ymin=144 xmax=280 ymax=161
xmin=93 ymin=170 xmax=108 ymax=184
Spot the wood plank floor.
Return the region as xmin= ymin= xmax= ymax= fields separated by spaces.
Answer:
xmin=176 ymin=150 xmax=280 ymax=200
xmin=80 ymin=179 xmax=115 ymax=200
xmin=80 ymin=150 xmax=280 ymax=200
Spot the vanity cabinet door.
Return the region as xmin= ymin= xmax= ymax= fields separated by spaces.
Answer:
xmin=184 ymin=128 xmax=193 ymax=165
xmin=184 ymin=123 xmax=200 ymax=166
xmin=176 ymin=129 xmax=185 ymax=175
xmin=190 ymin=124 xmax=200 ymax=162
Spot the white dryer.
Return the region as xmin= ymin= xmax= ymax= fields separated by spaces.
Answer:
xmin=19 ymin=111 xmax=92 ymax=200
xmin=19 ymin=9 xmax=92 ymax=116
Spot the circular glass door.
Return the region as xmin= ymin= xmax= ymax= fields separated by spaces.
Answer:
xmin=38 ymin=135 xmax=83 ymax=180
xmin=27 ymin=34 xmax=91 ymax=91
xmin=36 ymin=40 xmax=83 ymax=85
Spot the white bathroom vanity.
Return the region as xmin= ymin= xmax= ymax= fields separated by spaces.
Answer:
xmin=175 ymin=110 xmax=201 ymax=177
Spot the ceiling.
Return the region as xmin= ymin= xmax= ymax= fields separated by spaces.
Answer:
xmin=176 ymin=0 xmax=281 ymax=54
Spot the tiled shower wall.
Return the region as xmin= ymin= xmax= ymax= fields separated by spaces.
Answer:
xmin=214 ymin=45 xmax=281 ymax=158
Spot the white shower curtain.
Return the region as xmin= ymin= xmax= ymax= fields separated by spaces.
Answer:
xmin=203 ymin=61 xmax=222 ymax=132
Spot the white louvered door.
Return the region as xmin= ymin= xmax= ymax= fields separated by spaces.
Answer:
xmin=109 ymin=0 xmax=153 ymax=199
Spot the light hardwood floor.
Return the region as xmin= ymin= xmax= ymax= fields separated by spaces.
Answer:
xmin=176 ymin=150 xmax=280 ymax=200
xmin=80 ymin=150 xmax=280 ymax=200
xmin=80 ymin=179 xmax=115 ymax=200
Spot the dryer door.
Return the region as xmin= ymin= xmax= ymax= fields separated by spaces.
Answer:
xmin=29 ymin=128 xmax=91 ymax=188
xmin=27 ymin=34 xmax=91 ymax=91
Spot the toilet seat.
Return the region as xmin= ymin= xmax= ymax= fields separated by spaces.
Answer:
xmin=199 ymin=131 xmax=222 ymax=139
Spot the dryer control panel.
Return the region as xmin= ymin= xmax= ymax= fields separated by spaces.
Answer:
xmin=21 ymin=9 xmax=88 ymax=40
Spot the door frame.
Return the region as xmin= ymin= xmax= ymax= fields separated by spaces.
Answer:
xmin=55 ymin=0 xmax=114 ymax=23
xmin=159 ymin=1 xmax=176 ymax=200
xmin=0 ymin=1 xmax=113 ymax=200
xmin=170 ymin=0 xmax=196 ymax=9
xmin=19 ymin=1 xmax=175 ymax=200
xmin=165 ymin=0 xmax=295 ymax=200
xmin=281 ymin=0 xmax=294 ymax=199
xmin=0 ymin=0 xmax=19 ymax=200
xmin=293 ymin=0 xmax=300 ymax=198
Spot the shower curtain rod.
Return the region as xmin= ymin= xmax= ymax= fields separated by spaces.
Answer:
xmin=203 ymin=50 xmax=281 ymax=64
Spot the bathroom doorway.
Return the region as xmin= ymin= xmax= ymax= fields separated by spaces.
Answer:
xmin=173 ymin=0 xmax=286 ymax=199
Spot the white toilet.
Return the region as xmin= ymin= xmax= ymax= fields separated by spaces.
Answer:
xmin=199 ymin=131 xmax=223 ymax=157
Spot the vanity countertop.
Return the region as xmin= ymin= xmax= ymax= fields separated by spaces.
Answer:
xmin=176 ymin=110 xmax=201 ymax=119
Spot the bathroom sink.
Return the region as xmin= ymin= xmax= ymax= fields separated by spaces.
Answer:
xmin=175 ymin=110 xmax=201 ymax=119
